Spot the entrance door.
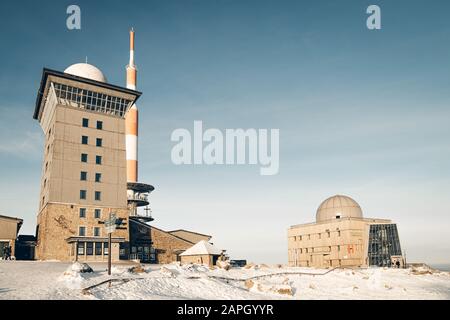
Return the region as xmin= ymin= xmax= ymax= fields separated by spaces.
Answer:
xmin=0 ymin=241 xmax=8 ymax=258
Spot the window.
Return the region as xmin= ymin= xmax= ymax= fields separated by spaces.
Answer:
xmin=80 ymin=171 xmax=87 ymax=181
xmin=318 ymin=233 xmax=321 ymax=239
xmin=79 ymin=226 xmax=86 ymax=236
xmin=81 ymin=136 xmax=88 ymax=145
xmin=77 ymin=242 xmax=85 ymax=255
xmin=96 ymin=121 xmax=103 ymax=130
xmin=86 ymin=242 xmax=93 ymax=256
xmin=327 ymin=231 xmax=331 ymax=238
xmin=336 ymin=215 xmax=341 ymax=219
xmin=82 ymin=118 xmax=89 ymax=128
xmin=45 ymin=162 xmax=48 ymax=171
xmin=96 ymin=138 xmax=102 ymax=147
xmin=81 ymin=153 xmax=88 ymax=162
xmin=95 ymin=191 xmax=101 ymax=201
xmin=299 ymin=235 xmax=302 ymax=241
xmin=43 ymin=179 xmax=47 ymax=188
xmin=103 ymin=242 xmax=108 ymax=255
xmin=95 ymin=242 xmax=102 ymax=255
xmin=53 ymin=83 xmax=132 ymax=117
xmin=338 ymin=231 xmax=341 ymax=237
xmin=307 ymin=234 xmax=310 ymax=240
xmin=95 ymin=173 xmax=102 ymax=183
xmin=94 ymin=209 xmax=101 ymax=219
xmin=94 ymin=227 xmax=100 ymax=237
xmin=80 ymin=190 xmax=87 ymax=200
xmin=338 ymin=245 xmax=341 ymax=252
xmin=96 ymin=155 xmax=102 ymax=165
xmin=79 ymin=208 xmax=86 ymax=218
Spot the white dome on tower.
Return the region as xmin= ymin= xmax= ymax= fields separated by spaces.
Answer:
xmin=316 ymin=195 xmax=363 ymax=222
xmin=64 ymin=63 xmax=107 ymax=83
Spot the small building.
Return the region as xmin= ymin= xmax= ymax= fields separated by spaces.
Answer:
xmin=180 ymin=240 xmax=222 ymax=267
xmin=0 ymin=214 xmax=23 ymax=258
xmin=288 ymin=195 xmax=403 ymax=268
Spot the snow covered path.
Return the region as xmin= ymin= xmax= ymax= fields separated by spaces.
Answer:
xmin=0 ymin=261 xmax=449 ymax=300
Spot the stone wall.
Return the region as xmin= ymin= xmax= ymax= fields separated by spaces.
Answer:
xmin=35 ymin=202 xmax=129 ymax=262
xmin=150 ymin=227 xmax=194 ymax=264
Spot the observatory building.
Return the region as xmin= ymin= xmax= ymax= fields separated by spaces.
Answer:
xmin=287 ymin=195 xmax=403 ymax=268
xmin=33 ymin=30 xmax=213 ymax=263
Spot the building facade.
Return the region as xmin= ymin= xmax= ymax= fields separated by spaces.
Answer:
xmin=33 ymin=66 xmax=141 ymax=262
xmin=288 ymin=195 xmax=403 ymax=268
xmin=32 ymin=30 xmax=217 ymax=263
xmin=0 ymin=215 xmax=23 ymax=258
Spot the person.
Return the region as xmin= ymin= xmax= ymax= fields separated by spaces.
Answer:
xmin=5 ymin=246 xmax=11 ymax=260
xmin=396 ymin=260 xmax=401 ymax=268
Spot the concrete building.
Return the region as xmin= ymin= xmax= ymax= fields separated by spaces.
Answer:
xmin=32 ymin=29 xmax=216 ymax=263
xmin=33 ymin=65 xmax=141 ymax=262
xmin=180 ymin=240 xmax=222 ymax=267
xmin=0 ymin=215 xmax=23 ymax=258
xmin=288 ymin=195 xmax=403 ymax=268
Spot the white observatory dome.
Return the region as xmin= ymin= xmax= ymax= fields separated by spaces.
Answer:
xmin=316 ymin=195 xmax=363 ymax=222
xmin=64 ymin=63 xmax=107 ymax=83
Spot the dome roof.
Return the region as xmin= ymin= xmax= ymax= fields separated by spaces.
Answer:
xmin=64 ymin=63 xmax=107 ymax=83
xmin=316 ymin=195 xmax=363 ymax=222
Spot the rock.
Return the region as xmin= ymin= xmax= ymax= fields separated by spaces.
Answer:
xmin=245 ymin=279 xmax=255 ymax=290
xmin=69 ymin=262 xmax=93 ymax=273
xmin=216 ymin=260 xmax=231 ymax=270
xmin=128 ymin=265 xmax=146 ymax=273
xmin=160 ymin=266 xmax=178 ymax=278
xmin=276 ymin=286 xmax=293 ymax=296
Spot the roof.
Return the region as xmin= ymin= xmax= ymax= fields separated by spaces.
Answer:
xmin=168 ymin=229 xmax=212 ymax=240
xmin=33 ymin=68 xmax=142 ymax=120
xmin=0 ymin=214 xmax=23 ymax=222
xmin=316 ymin=195 xmax=363 ymax=222
xmin=180 ymin=240 xmax=222 ymax=256
xmin=64 ymin=63 xmax=107 ymax=83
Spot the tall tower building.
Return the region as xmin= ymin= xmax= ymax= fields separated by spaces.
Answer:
xmin=33 ymin=63 xmax=141 ymax=261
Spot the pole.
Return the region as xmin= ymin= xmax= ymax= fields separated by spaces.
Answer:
xmin=75 ymin=240 xmax=78 ymax=262
xmin=108 ymin=232 xmax=112 ymax=276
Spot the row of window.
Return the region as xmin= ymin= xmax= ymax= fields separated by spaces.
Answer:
xmin=292 ymin=246 xmax=342 ymax=254
xmin=79 ymin=226 xmax=101 ymax=237
xmin=77 ymin=241 xmax=108 ymax=256
xmin=80 ymin=171 xmax=102 ymax=182
xmin=81 ymin=153 xmax=102 ymax=164
xmin=79 ymin=208 xmax=102 ymax=219
xmin=80 ymin=190 xmax=102 ymax=201
xmin=81 ymin=135 xmax=103 ymax=147
xmin=82 ymin=118 xmax=103 ymax=130
xmin=53 ymin=82 xmax=131 ymax=118
xmin=293 ymin=230 xmax=341 ymax=242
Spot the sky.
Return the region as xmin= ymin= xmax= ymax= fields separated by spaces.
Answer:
xmin=0 ymin=0 xmax=449 ymax=264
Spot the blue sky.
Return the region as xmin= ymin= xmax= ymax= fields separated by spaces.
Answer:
xmin=0 ymin=0 xmax=450 ymax=264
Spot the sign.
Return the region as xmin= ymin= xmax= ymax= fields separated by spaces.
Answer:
xmin=105 ymin=213 xmax=117 ymax=234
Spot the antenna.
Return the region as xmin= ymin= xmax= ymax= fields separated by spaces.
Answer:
xmin=85 ymin=56 xmax=88 ymax=64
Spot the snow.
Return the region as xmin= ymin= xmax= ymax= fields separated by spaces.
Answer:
xmin=0 ymin=261 xmax=449 ymax=300
xmin=179 ymin=240 xmax=222 ymax=256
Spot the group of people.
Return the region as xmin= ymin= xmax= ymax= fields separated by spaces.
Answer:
xmin=2 ymin=245 xmax=12 ymax=260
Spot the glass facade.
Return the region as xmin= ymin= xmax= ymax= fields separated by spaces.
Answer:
xmin=53 ymin=83 xmax=132 ymax=118
xmin=368 ymin=224 xmax=402 ymax=267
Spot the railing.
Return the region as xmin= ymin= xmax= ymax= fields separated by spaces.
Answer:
xmin=127 ymin=193 xmax=149 ymax=202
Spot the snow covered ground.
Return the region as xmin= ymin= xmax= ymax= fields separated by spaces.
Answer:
xmin=0 ymin=261 xmax=449 ymax=300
